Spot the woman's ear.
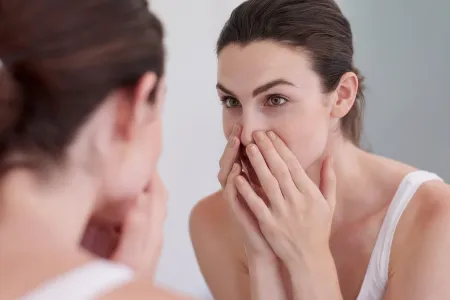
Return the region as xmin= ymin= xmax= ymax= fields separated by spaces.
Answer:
xmin=330 ymin=72 xmax=358 ymax=119
xmin=132 ymin=72 xmax=160 ymax=125
xmin=115 ymin=72 xmax=159 ymax=141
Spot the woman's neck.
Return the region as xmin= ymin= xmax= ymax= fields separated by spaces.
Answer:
xmin=0 ymin=167 xmax=99 ymax=250
xmin=307 ymin=138 xmax=389 ymax=228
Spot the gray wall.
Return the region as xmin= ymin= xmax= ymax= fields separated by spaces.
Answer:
xmin=340 ymin=0 xmax=450 ymax=182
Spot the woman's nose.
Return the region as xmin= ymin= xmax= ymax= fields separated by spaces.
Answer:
xmin=240 ymin=123 xmax=267 ymax=146
xmin=236 ymin=108 xmax=269 ymax=146
xmin=240 ymin=126 xmax=254 ymax=147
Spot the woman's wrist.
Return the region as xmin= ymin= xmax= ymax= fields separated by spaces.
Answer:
xmin=247 ymin=256 xmax=288 ymax=300
xmin=287 ymin=247 xmax=342 ymax=300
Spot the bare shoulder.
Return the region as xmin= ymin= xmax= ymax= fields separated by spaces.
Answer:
xmin=189 ymin=191 xmax=249 ymax=299
xmin=391 ymin=179 xmax=450 ymax=268
xmin=190 ymin=190 xmax=229 ymax=229
xmin=100 ymin=279 xmax=195 ymax=300
xmin=189 ymin=190 xmax=243 ymax=253
xmin=384 ymin=177 xmax=450 ymax=298
xmin=399 ymin=178 xmax=450 ymax=232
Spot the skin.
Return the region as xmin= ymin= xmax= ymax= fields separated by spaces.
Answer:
xmin=190 ymin=41 xmax=450 ymax=300
xmin=0 ymin=73 xmax=193 ymax=300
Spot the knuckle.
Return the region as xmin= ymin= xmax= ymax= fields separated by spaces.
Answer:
xmin=275 ymin=166 xmax=291 ymax=181
xmin=258 ymin=213 xmax=274 ymax=228
xmin=277 ymin=205 xmax=289 ymax=217
xmin=287 ymin=158 xmax=301 ymax=171
xmin=266 ymin=187 xmax=279 ymax=200
xmin=266 ymin=176 xmax=279 ymax=189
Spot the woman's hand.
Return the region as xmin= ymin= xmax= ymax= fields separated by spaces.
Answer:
xmin=81 ymin=173 xmax=168 ymax=279
xmin=233 ymin=131 xmax=342 ymax=299
xmin=234 ymin=131 xmax=336 ymax=266
xmin=219 ymin=125 xmax=288 ymax=300
xmin=218 ymin=125 xmax=275 ymax=259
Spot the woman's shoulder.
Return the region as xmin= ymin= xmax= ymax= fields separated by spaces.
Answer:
xmin=391 ymin=173 xmax=450 ymax=265
xmin=189 ymin=190 xmax=246 ymax=261
xmin=190 ymin=191 xmax=229 ymax=231
xmin=380 ymin=155 xmax=450 ymax=232
xmin=99 ymin=278 xmax=195 ymax=300
xmin=189 ymin=190 xmax=241 ymax=246
xmin=408 ymin=176 xmax=450 ymax=218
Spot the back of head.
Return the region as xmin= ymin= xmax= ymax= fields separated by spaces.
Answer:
xmin=0 ymin=0 xmax=164 ymax=171
xmin=217 ymin=0 xmax=365 ymax=145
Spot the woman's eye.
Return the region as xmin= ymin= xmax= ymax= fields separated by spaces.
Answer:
xmin=222 ymin=97 xmax=241 ymax=108
xmin=265 ymin=95 xmax=288 ymax=107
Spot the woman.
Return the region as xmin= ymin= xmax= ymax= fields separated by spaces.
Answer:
xmin=190 ymin=0 xmax=450 ymax=299
xmin=0 ymin=0 xmax=192 ymax=299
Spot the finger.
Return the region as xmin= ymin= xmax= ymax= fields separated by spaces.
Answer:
xmin=267 ymin=131 xmax=314 ymax=194
xmin=234 ymin=175 xmax=273 ymax=225
xmin=225 ymin=164 xmax=246 ymax=225
xmin=113 ymin=198 xmax=164 ymax=276
xmin=224 ymin=163 xmax=241 ymax=207
xmin=253 ymin=131 xmax=299 ymax=201
xmin=112 ymin=202 xmax=149 ymax=270
xmin=218 ymin=136 xmax=240 ymax=187
xmin=246 ymin=143 xmax=286 ymax=214
xmin=113 ymin=174 xmax=167 ymax=275
xmin=320 ymin=156 xmax=337 ymax=208
xmin=219 ymin=124 xmax=241 ymax=168
xmin=143 ymin=173 xmax=168 ymax=258
xmin=226 ymin=164 xmax=258 ymax=231
xmin=226 ymin=165 xmax=272 ymax=253
xmin=225 ymin=164 xmax=252 ymax=223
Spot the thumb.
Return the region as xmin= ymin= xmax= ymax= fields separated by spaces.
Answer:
xmin=320 ymin=156 xmax=337 ymax=208
xmin=112 ymin=176 xmax=167 ymax=277
xmin=112 ymin=201 xmax=148 ymax=269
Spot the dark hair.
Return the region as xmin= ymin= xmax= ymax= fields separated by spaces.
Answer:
xmin=0 ymin=0 xmax=165 ymax=172
xmin=217 ymin=0 xmax=365 ymax=145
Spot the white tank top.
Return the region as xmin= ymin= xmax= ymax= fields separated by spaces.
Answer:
xmin=356 ymin=170 xmax=443 ymax=300
xmin=20 ymin=260 xmax=134 ymax=300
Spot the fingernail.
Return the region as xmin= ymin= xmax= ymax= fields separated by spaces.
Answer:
xmin=254 ymin=131 xmax=264 ymax=142
xmin=247 ymin=144 xmax=258 ymax=155
xmin=232 ymin=163 xmax=239 ymax=173
xmin=267 ymin=131 xmax=276 ymax=141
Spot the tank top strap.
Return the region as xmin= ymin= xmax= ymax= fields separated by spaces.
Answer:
xmin=20 ymin=260 xmax=134 ymax=300
xmin=357 ymin=170 xmax=443 ymax=300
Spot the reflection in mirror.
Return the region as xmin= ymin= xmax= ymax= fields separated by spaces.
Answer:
xmin=189 ymin=1 xmax=450 ymax=300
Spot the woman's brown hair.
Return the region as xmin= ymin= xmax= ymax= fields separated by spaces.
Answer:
xmin=217 ymin=0 xmax=366 ymax=145
xmin=0 ymin=0 xmax=165 ymax=170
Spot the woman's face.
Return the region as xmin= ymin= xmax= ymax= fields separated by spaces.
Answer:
xmin=218 ymin=41 xmax=335 ymax=176
xmin=92 ymin=74 xmax=166 ymax=223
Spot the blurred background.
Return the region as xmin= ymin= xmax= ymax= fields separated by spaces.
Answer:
xmin=151 ymin=0 xmax=450 ymax=298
